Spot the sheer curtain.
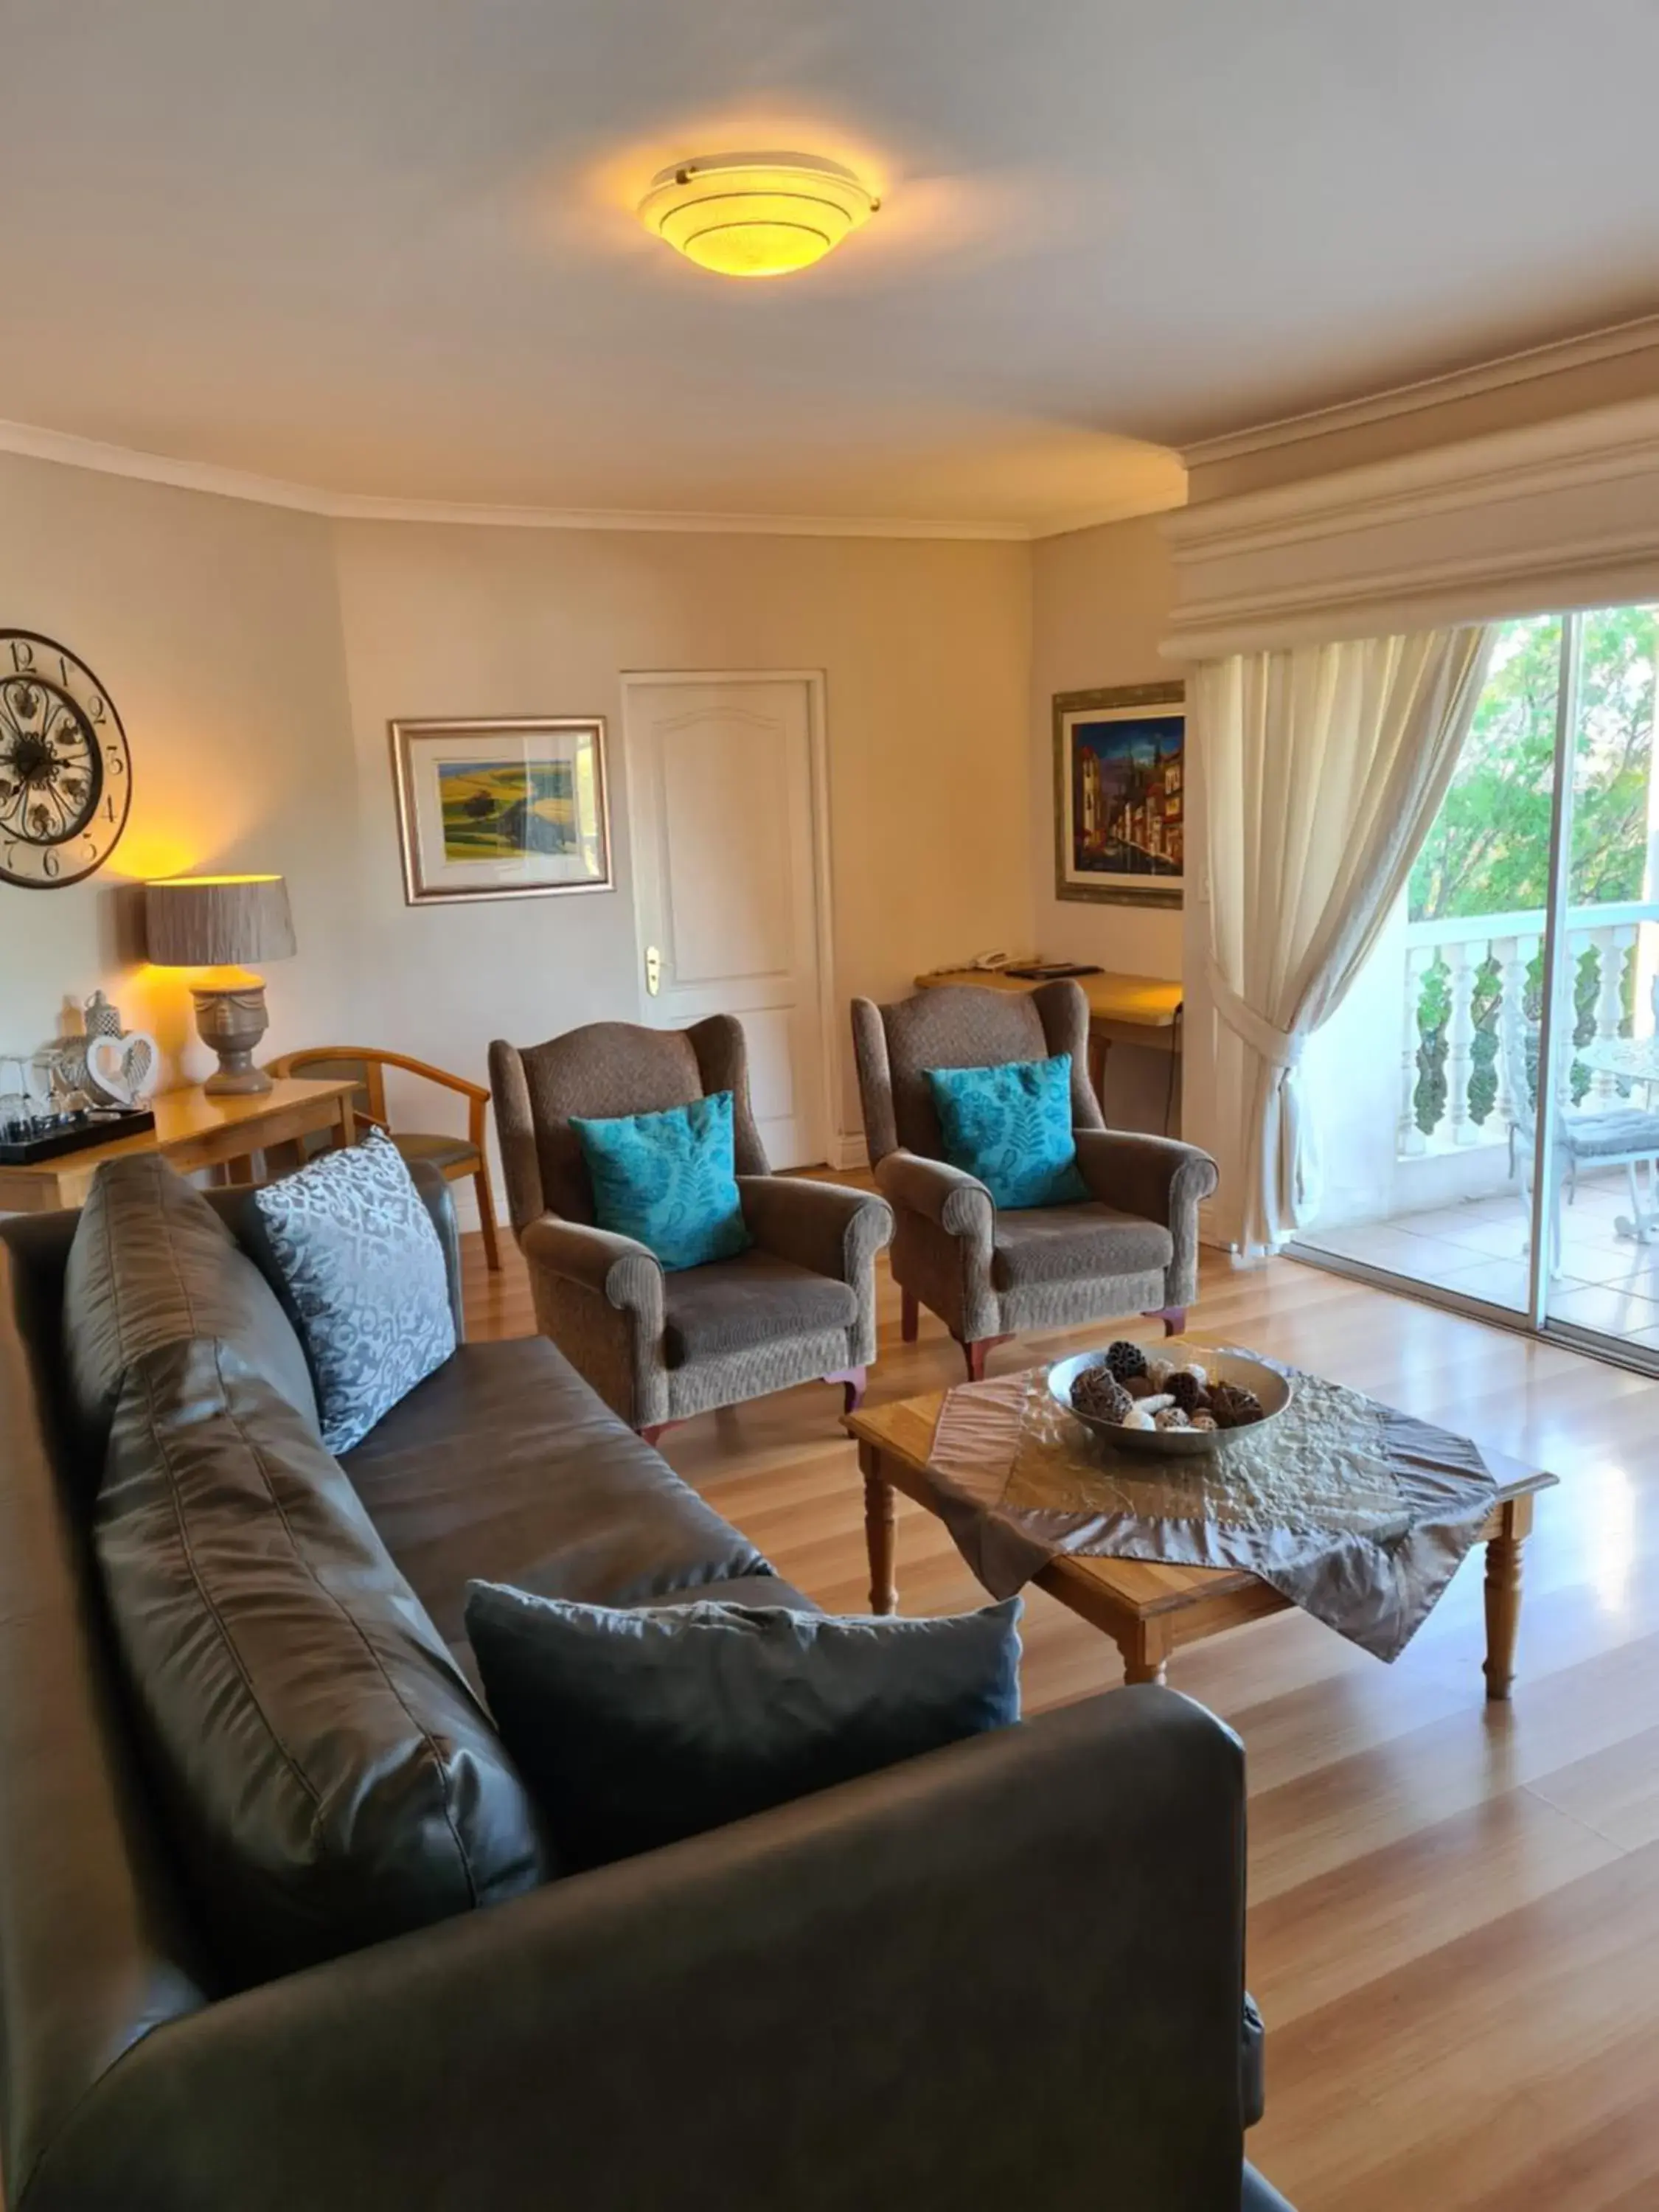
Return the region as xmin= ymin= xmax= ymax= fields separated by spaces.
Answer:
xmin=1196 ymin=627 xmax=1493 ymax=1253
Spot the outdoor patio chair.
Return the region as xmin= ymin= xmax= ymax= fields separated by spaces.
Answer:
xmin=1503 ymin=1020 xmax=1659 ymax=1270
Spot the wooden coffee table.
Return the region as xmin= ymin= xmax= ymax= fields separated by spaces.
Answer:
xmin=845 ymin=1377 xmax=1558 ymax=1701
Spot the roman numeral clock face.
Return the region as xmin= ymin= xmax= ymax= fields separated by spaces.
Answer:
xmin=0 ymin=633 xmax=131 ymax=888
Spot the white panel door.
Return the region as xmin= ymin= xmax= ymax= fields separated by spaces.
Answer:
xmin=625 ymin=676 xmax=827 ymax=1169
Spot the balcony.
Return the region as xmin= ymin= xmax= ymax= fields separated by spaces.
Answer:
xmin=1297 ymin=895 xmax=1659 ymax=1340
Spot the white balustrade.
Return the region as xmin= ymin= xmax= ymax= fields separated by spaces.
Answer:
xmin=1398 ymin=902 xmax=1659 ymax=1158
xmin=1445 ymin=941 xmax=1478 ymax=1146
xmin=1398 ymin=942 xmax=1431 ymax=1158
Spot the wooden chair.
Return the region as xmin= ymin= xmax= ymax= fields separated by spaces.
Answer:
xmin=265 ymin=1047 xmax=501 ymax=1270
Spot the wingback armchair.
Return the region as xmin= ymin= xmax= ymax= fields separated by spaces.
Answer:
xmin=490 ymin=1017 xmax=893 ymax=1441
xmin=852 ymin=982 xmax=1218 ymax=1380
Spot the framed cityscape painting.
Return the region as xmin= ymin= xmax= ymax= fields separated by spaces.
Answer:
xmin=1052 ymin=681 xmax=1185 ymax=908
xmin=389 ymin=717 xmax=613 ymax=905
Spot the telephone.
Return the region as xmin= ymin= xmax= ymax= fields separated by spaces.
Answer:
xmin=967 ymin=949 xmax=1012 ymax=971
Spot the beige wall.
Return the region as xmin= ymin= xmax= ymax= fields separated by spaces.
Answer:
xmin=330 ymin=522 xmax=1033 ymax=1155
xmin=1027 ymin=514 xmax=1183 ymax=1130
xmin=0 ymin=453 xmax=1035 ymax=1178
xmin=0 ymin=451 xmax=361 ymax=1092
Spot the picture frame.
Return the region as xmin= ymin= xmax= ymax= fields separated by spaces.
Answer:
xmin=1051 ymin=681 xmax=1186 ymax=908
xmin=389 ymin=716 xmax=613 ymax=906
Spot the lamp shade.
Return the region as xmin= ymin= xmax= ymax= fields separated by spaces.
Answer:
xmin=144 ymin=874 xmax=296 ymax=969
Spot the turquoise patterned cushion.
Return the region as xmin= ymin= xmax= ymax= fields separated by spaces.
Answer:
xmin=925 ymin=1054 xmax=1088 ymax=1211
xmin=571 ymin=1091 xmax=752 ymax=1272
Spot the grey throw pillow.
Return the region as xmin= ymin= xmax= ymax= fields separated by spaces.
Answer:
xmin=465 ymin=1582 xmax=1023 ymax=1869
xmin=252 ymin=1129 xmax=456 ymax=1453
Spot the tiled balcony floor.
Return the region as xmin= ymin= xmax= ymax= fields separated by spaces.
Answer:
xmin=1301 ymin=1167 xmax=1659 ymax=1350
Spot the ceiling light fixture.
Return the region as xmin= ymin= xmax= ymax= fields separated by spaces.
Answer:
xmin=638 ymin=152 xmax=879 ymax=278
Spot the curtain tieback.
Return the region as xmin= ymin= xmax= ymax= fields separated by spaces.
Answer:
xmin=1207 ymin=967 xmax=1304 ymax=1077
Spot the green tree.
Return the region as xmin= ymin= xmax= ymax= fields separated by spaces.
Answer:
xmin=1410 ymin=608 xmax=1655 ymax=923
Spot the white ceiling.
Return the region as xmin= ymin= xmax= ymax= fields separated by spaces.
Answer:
xmin=7 ymin=0 xmax=1659 ymax=530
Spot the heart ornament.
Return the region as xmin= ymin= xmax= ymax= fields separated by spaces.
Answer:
xmin=84 ymin=1030 xmax=158 ymax=1108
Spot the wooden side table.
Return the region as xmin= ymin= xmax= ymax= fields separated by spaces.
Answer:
xmin=915 ymin=967 xmax=1183 ymax=1124
xmin=0 ymin=1077 xmax=357 ymax=1212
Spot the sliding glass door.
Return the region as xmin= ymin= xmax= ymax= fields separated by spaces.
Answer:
xmin=1292 ymin=602 xmax=1659 ymax=1374
xmin=1537 ymin=606 xmax=1659 ymax=1359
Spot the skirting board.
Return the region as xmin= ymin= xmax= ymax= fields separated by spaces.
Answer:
xmin=832 ymin=1132 xmax=871 ymax=1172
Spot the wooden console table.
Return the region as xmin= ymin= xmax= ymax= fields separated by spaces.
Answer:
xmin=0 ymin=1077 xmax=357 ymax=1212
xmin=915 ymin=967 xmax=1183 ymax=1121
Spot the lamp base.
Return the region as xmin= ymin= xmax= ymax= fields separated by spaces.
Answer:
xmin=192 ymin=984 xmax=273 ymax=1096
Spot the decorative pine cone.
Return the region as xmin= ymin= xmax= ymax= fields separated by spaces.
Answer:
xmin=1167 ymin=1368 xmax=1206 ymax=1415
xmin=1069 ymin=1366 xmax=1133 ymax=1424
xmin=1124 ymin=1373 xmax=1156 ymax=1400
xmin=1102 ymin=1338 xmax=1148 ymax=1383
xmin=1207 ymin=1380 xmax=1265 ymax=1429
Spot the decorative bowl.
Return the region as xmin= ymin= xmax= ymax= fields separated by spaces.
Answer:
xmin=1048 ymin=1340 xmax=1293 ymax=1459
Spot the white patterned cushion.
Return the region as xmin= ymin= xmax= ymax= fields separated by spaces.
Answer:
xmin=252 ymin=1130 xmax=456 ymax=1454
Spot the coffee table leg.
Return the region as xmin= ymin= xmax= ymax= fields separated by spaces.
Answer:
xmin=1119 ymin=1621 xmax=1169 ymax=1687
xmin=858 ymin=1441 xmax=898 ymax=1615
xmin=1484 ymin=1495 xmax=1532 ymax=1703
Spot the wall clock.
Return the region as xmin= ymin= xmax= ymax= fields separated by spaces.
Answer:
xmin=0 ymin=630 xmax=131 ymax=889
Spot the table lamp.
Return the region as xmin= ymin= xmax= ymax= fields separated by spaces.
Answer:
xmin=144 ymin=874 xmax=296 ymax=1096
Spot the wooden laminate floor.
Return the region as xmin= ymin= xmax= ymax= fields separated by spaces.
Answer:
xmin=462 ymin=1228 xmax=1659 ymax=2212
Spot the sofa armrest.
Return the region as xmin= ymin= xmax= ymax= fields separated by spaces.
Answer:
xmin=519 ymin=1214 xmax=664 ymax=1326
xmin=735 ymin=1175 xmax=893 ymax=1283
xmin=28 ymin=1688 xmax=1253 ymax=2212
xmin=874 ymin=1148 xmax=994 ymax=1242
xmin=1073 ymin=1130 xmax=1219 ymax=1228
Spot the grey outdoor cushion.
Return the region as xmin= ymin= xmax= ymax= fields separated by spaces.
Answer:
xmin=1557 ymin=1108 xmax=1659 ymax=1160
xmin=662 ymin=1253 xmax=858 ymax=1368
xmin=992 ymin=1203 xmax=1174 ymax=1292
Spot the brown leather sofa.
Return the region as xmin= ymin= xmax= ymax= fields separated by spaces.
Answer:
xmin=0 ymin=1166 xmax=1292 ymax=2212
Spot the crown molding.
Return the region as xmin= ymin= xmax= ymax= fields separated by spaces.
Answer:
xmin=0 ymin=415 xmax=1044 ymax=542
xmin=1163 ymin=392 xmax=1659 ymax=564
xmin=1178 ymin=313 xmax=1659 ymax=468
xmin=1161 ymin=389 xmax=1659 ymax=659
xmin=1161 ymin=522 xmax=1659 ymax=661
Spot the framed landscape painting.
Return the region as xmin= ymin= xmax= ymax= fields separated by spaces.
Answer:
xmin=1052 ymin=681 xmax=1185 ymax=908
xmin=390 ymin=717 xmax=613 ymax=905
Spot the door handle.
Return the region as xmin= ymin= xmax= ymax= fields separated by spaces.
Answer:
xmin=644 ymin=945 xmax=661 ymax=997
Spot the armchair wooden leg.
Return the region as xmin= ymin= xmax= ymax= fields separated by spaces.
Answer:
xmin=827 ymin=1366 xmax=868 ymax=1416
xmin=900 ymin=1289 xmax=919 ymax=1343
xmin=1144 ymin=1307 xmax=1186 ymax=1338
xmin=956 ymin=1333 xmax=1013 ymax=1382
xmin=639 ymin=1421 xmax=682 ymax=1449
xmin=473 ymin=1166 xmax=503 ymax=1273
